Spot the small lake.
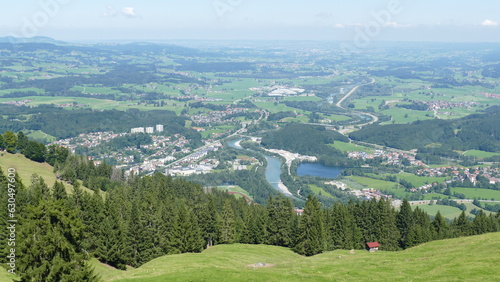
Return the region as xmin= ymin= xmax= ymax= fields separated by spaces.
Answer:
xmin=296 ymin=163 xmax=344 ymax=178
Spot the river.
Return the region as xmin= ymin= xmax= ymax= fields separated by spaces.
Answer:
xmin=228 ymin=139 xmax=293 ymax=197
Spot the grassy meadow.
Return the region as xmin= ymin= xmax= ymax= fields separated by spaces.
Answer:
xmin=86 ymin=233 xmax=500 ymax=281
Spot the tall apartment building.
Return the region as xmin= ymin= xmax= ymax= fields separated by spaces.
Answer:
xmin=156 ymin=124 xmax=164 ymax=132
xmin=131 ymin=127 xmax=145 ymax=134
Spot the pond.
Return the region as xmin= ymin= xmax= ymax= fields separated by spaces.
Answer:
xmin=296 ymin=162 xmax=344 ymax=178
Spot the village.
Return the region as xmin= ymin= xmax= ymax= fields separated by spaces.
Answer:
xmin=50 ymin=128 xmax=194 ymax=176
xmin=348 ymin=149 xmax=427 ymax=167
xmin=417 ymin=166 xmax=500 ymax=186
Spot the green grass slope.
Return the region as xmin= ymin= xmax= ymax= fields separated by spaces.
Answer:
xmin=94 ymin=233 xmax=500 ymax=281
xmin=0 ymin=153 xmax=92 ymax=194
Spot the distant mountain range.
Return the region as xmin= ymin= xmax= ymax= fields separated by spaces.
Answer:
xmin=0 ymin=36 xmax=66 ymax=44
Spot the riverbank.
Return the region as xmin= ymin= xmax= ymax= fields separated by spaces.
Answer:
xmin=229 ymin=139 xmax=295 ymax=198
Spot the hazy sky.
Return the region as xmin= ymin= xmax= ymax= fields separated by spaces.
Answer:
xmin=1 ymin=0 xmax=500 ymax=42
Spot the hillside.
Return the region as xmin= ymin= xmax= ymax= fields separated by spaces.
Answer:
xmin=89 ymin=233 xmax=500 ymax=281
xmin=349 ymin=109 xmax=500 ymax=152
xmin=0 ymin=152 xmax=92 ymax=194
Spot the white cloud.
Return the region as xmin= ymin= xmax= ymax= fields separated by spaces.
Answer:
xmin=481 ymin=19 xmax=498 ymax=26
xmin=334 ymin=24 xmax=345 ymax=29
xmin=121 ymin=7 xmax=138 ymax=18
xmin=102 ymin=6 xmax=117 ymax=17
xmin=385 ymin=22 xmax=413 ymax=28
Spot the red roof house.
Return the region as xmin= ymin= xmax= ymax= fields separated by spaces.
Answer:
xmin=366 ymin=242 xmax=380 ymax=252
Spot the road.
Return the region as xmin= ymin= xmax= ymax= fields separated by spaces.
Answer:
xmin=336 ymin=77 xmax=376 ymax=109
xmin=165 ymin=110 xmax=268 ymax=168
xmin=335 ymin=78 xmax=378 ymax=134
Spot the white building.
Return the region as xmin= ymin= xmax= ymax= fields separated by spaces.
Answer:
xmin=156 ymin=124 xmax=164 ymax=132
xmin=131 ymin=127 xmax=145 ymax=134
xmin=146 ymin=127 xmax=154 ymax=134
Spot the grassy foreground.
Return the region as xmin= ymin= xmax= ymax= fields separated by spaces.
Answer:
xmin=91 ymin=233 xmax=500 ymax=281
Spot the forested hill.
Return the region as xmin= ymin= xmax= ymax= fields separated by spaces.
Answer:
xmin=0 ymin=105 xmax=201 ymax=143
xmin=261 ymin=123 xmax=352 ymax=166
xmin=349 ymin=108 xmax=500 ymax=152
xmin=261 ymin=123 xmax=349 ymax=155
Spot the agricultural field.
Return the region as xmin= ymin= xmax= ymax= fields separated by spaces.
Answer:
xmin=451 ymin=188 xmax=500 ymax=201
xmin=215 ymin=185 xmax=253 ymax=201
xmin=330 ymin=141 xmax=375 ymax=153
xmin=463 ymin=150 xmax=500 ymax=158
xmin=413 ymin=204 xmax=465 ymax=219
xmin=347 ymin=176 xmax=396 ymax=190
xmin=308 ymin=184 xmax=334 ymax=199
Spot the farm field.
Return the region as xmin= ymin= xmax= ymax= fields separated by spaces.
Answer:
xmin=463 ymin=150 xmax=500 ymax=158
xmin=347 ymin=176 xmax=395 ymax=190
xmin=451 ymin=188 xmax=500 ymax=201
xmin=216 ymin=185 xmax=253 ymax=201
xmin=330 ymin=141 xmax=375 ymax=153
xmin=308 ymin=184 xmax=334 ymax=199
xmin=413 ymin=204 xmax=465 ymax=220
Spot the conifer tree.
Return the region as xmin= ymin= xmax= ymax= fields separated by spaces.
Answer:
xmin=16 ymin=131 xmax=28 ymax=153
xmin=327 ymin=202 xmax=361 ymax=250
xmin=397 ymin=199 xmax=414 ymax=248
xmin=266 ymin=195 xmax=294 ymax=247
xmin=217 ymin=199 xmax=236 ymax=244
xmin=432 ymin=211 xmax=449 ymax=239
xmin=177 ymin=204 xmax=205 ymax=253
xmin=17 ymin=200 xmax=99 ymax=281
xmin=294 ymin=195 xmax=325 ymax=256
xmin=471 ymin=210 xmax=490 ymax=235
xmin=96 ymin=192 xmax=129 ymax=269
xmin=452 ymin=210 xmax=471 ymax=236
xmin=375 ymin=198 xmax=400 ymax=251
xmin=0 ymin=134 xmax=5 ymax=150
xmin=53 ymin=181 xmax=68 ymax=201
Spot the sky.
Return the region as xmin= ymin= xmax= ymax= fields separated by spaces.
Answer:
xmin=1 ymin=0 xmax=500 ymax=43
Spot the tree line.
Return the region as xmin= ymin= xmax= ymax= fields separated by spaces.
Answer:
xmin=1 ymin=142 xmax=499 ymax=280
xmin=350 ymin=109 xmax=500 ymax=153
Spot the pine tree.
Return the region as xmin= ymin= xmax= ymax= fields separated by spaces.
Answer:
xmin=0 ymin=134 xmax=5 ymax=150
xmin=16 ymin=131 xmax=28 ymax=154
xmin=217 ymin=199 xmax=236 ymax=244
xmin=432 ymin=211 xmax=448 ymax=239
xmin=294 ymin=195 xmax=325 ymax=256
xmin=53 ymin=181 xmax=68 ymax=201
xmin=412 ymin=207 xmax=433 ymax=244
xmin=397 ymin=199 xmax=414 ymax=248
xmin=177 ymin=204 xmax=205 ymax=253
xmin=452 ymin=210 xmax=471 ymax=237
xmin=127 ymin=201 xmax=143 ymax=267
xmin=29 ymin=174 xmax=50 ymax=205
xmin=96 ymin=192 xmax=129 ymax=269
xmin=266 ymin=195 xmax=294 ymax=247
xmin=241 ymin=205 xmax=268 ymax=244
xmin=471 ymin=210 xmax=490 ymax=235
xmin=327 ymin=202 xmax=360 ymax=250
xmin=17 ymin=200 xmax=99 ymax=281
xmin=375 ymin=199 xmax=401 ymax=251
